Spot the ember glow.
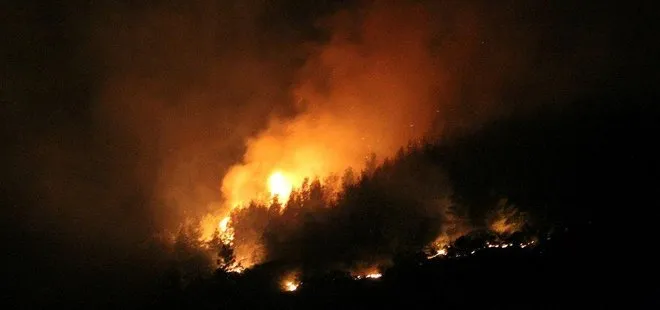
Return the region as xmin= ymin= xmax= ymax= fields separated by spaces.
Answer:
xmin=351 ymin=266 xmax=384 ymax=280
xmin=365 ymin=273 xmax=382 ymax=279
xmin=427 ymin=238 xmax=539 ymax=261
xmin=281 ymin=272 xmax=302 ymax=292
xmin=427 ymin=247 xmax=448 ymax=259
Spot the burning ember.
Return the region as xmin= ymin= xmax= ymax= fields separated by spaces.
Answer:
xmin=283 ymin=281 xmax=299 ymax=292
xmin=427 ymin=247 xmax=448 ymax=259
xmin=353 ymin=272 xmax=383 ymax=280
xmin=365 ymin=273 xmax=382 ymax=279
xmin=280 ymin=272 xmax=302 ymax=292
xmin=351 ymin=266 xmax=384 ymax=280
xmin=426 ymin=239 xmax=538 ymax=260
xmin=225 ymin=265 xmax=245 ymax=274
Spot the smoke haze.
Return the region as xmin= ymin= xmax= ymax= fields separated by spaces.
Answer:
xmin=2 ymin=0 xmax=652 ymax=307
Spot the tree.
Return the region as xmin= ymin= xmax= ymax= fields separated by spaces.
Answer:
xmin=364 ymin=152 xmax=377 ymax=176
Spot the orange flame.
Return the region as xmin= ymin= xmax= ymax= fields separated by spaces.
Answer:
xmin=280 ymin=271 xmax=301 ymax=292
xmin=267 ymin=171 xmax=293 ymax=202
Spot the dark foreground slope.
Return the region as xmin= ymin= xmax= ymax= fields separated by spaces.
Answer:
xmin=152 ymin=225 xmax=655 ymax=310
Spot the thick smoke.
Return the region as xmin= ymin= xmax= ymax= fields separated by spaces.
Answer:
xmin=92 ymin=1 xmax=305 ymax=232
xmin=220 ymin=0 xmax=620 ymax=269
xmin=221 ymin=0 xmax=621 ymax=206
xmin=1 ymin=0 xmax=317 ymax=306
xmin=222 ymin=1 xmax=442 ymax=208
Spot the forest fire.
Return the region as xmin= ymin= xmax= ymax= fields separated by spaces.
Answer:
xmin=186 ymin=0 xmax=539 ymax=290
xmin=427 ymin=247 xmax=448 ymax=259
xmin=5 ymin=0 xmax=644 ymax=306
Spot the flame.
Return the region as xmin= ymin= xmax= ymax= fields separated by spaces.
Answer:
xmin=365 ymin=273 xmax=382 ymax=279
xmin=426 ymin=235 xmax=450 ymax=259
xmin=352 ymin=266 xmax=383 ymax=280
xmin=427 ymin=247 xmax=448 ymax=259
xmin=225 ymin=265 xmax=245 ymax=274
xmin=280 ymin=271 xmax=301 ymax=292
xmin=488 ymin=199 xmax=528 ymax=235
xmin=219 ymin=216 xmax=230 ymax=232
xmin=268 ymin=171 xmax=293 ymax=202
xmin=218 ymin=216 xmax=235 ymax=245
xmin=283 ymin=281 xmax=299 ymax=292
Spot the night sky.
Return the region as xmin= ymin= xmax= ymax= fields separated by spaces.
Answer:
xmin=1 ymin=0 xmax=658 ymax=308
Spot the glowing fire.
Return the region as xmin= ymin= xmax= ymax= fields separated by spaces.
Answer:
xmin=281 ymin=271 xmax=301 ymax=292
xmin=268 ymin=171 xmax=293 ymax=202
xmin=218 ymin=216 xmax=235 ymax=245
xmin=353 ymin=272 xmax=383 ymax=280
xmin=283 ymin=281 xmax=299 ymax=292
xmin=427 ymin=247 xmax=448 ymax=259
xmin=426 ymin=236 xmax=450 ymax=259
xmin=352 ymin=266 xmax=383 ymax=280
xmin=225 ymin=265 xmax=245 ymax=274
xmin=365 ymin=273 xmax=382 ymax=279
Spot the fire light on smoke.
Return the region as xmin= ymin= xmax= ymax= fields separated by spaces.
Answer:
xmin=488 ymin=199 xmax=528 ymax=235
xmin=225 ymin=264 xmax=245 ymax=274
xmin=268 ymin=171 xmax=293 ymax=203
xmin=426 ymin=234 xmax=451 ymax=259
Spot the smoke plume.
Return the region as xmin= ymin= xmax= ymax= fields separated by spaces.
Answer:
xmin=218 ymin=0 xmax=619 ymax=269
xmin=222 ymin=1 xmax=442 ymax=208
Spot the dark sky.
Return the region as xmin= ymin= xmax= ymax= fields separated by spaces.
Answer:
xmin=1 ymin=0 xmax=658 ymax=307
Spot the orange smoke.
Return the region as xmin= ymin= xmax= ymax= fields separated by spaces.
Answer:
xmin=221 ymin=2 xmax=441 ymax=210
xmin=213 ymin=1 xmax=445 ymax=268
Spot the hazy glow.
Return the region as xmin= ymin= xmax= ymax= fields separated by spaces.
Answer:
xmin=215 ymin=2 xmax=441 ymax=268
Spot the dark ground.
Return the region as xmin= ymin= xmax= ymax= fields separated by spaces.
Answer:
xmin=152 ymin=223 xmax=656 ymax=309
